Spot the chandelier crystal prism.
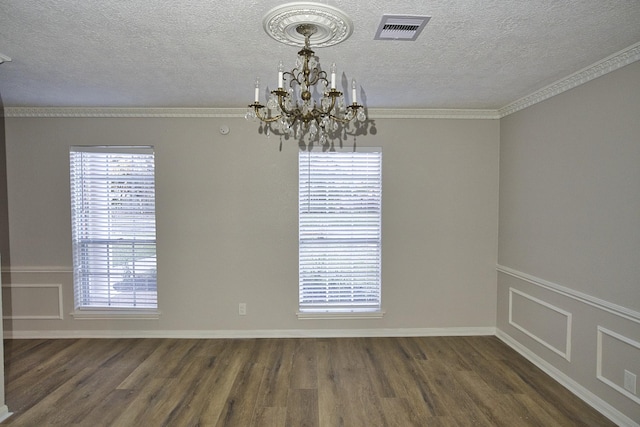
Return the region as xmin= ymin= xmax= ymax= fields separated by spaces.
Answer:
xmin=246 ymin=6 xmax=365 ymax=145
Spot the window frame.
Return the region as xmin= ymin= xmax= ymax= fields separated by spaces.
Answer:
xmin=69 ymin=145 xmax=160 ymax=319
xmin=297 ymin=147 xmax=384 ymax=319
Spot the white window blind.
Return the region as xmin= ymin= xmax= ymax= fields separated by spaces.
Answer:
xmin=70 ymin=146 xmax=157 ymax=310
xmin=299 ymin=149 xmax=382 ymax=313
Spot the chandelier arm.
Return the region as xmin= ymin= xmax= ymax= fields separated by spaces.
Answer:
xmin=321 ymin=91 xmax=339 ymax=113
xmin=328 ymin=104 xmax=363 ymax=124
xmin=273 ymin=89 xmax=296 ymax=117
xmin=327 ymin=114 xmax=353 ymax=124
xmin=252 ymin=105 xmax=283 ymax=123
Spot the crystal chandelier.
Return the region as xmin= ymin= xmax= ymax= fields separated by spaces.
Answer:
xmin=246 ymin=8 xmax=366 ymax=145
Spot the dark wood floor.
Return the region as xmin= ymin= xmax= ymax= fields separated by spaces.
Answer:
xmin=0 ymin=336 xmax=614 ymax=426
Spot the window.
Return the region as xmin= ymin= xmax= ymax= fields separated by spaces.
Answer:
xmin=298 ymin=149 xmax=382 ymax=316
xmin=70 ymin=146 xmax=157 ymax=313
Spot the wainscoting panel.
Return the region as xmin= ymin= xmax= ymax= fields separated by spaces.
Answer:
xmin=1 ymin=284 xmax=64 ymax=320
xmin=597 ymin=326 xmax=640 ymax=405
xmin=509 ymin=287 xmax=572 ymax=361
xmin=497 ymin=265 xmax=640 ymax=427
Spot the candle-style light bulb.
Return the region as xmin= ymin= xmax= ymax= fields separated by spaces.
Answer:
xmin=254 ymin=77 xmax=260 ymax=103
xmin=330 ymin=63 xmax=336 ymax=89
xmin=351 ymin=78 xmax=357 ymax=104
xmin=278 ymin=60 xmax=284 ymax=88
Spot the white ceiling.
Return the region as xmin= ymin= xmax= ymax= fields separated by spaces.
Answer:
xmin=1 ymin=0 xmax=639 ymax=110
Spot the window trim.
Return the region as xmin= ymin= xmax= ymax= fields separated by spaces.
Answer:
xmin=296 ymin=311 xmax=384 ymax=320
xmin=69 ymin=145 xmax=159 ymax=318
xmin=298 ymin=147 xmax=383 ymax=318
xmin=70 ymin=308 xmax=160 ymax=320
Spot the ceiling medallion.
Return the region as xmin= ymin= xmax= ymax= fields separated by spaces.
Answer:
xmin=262 ymin=2 xmax=354 ymax=47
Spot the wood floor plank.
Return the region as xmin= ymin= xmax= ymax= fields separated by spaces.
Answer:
xmin=112 ymin=340 xmax=236 ymax=426
xmin=316 ymin=339 xmax=348 ymax=427
xmin=255 ymin=338 xmax=294 ymax=408
xmin=366 ymin=338 xmax=423 ymax=401
xmin=116 ymin=338 xmax=196 ymax=390
xmin=109 ymin=376 xmax=180 ymax=426
xmin=358 ymin=338 xmax=397 ymax=398
xmin=252 ymin=406 xmax=287 ymax=427
xmin=50 ymin=365 xmax=136 ymax=425
xmin=151 ymin=338 xmax=203 ymax=379
xmin=417 ymin=337 xmax=473 ymax=371
xmin=215 ymin=360 xmax=265 ymax=427
xmin=510 ymin=393 xmax=577 ymax=427
xmin=145 ymin=353 xmax=221 ymax=426
xmin=173 ymin=339 xmax=259 ymax=426
xmin=396 ymin=336 xmax=429 ymax=360
xmin=367 ymin=339 xmax=441 ymax=425
xmin=442 ymin=336 xmax=524 ymax=395
xmin=462 ymin=335 xmax=516 ymax=360
xmin=74 ymin=388 xmax=138 ymax=427
xmin=6 ymin=339 xmax=125 ymax=415
xmin=3 ymin=339 xmax=74 ymax=383
xmin=98 ymin=338 xmax=163 ymax=371
xmin=380 ymin=397 xmax=426 ymax=427
xmin=289 ymin=338 xmax=317 ymax=390
xmin=416 ymin=359 xmax=491 ymax=421
xmin=8 ymin=365 xmax=129 ymax=426
xmin=285 ymin=388 xmax=318 ymax=427
xmin=452 ymin=369 xmax=544 ymax=427
xmin=317 ymin=338 xmax=387 ymax=427
xmin=501 ymin=356 xmax=615 ymax=426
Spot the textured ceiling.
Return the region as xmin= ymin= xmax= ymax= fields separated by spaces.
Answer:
xmin=0 ymin=0 xmax=639 ymax=110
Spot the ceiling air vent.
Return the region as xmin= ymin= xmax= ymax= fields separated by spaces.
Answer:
xmin=374 ymin=15 xmax=431 ymax=41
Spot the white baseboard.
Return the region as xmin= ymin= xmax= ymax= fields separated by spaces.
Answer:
xmin=0 ymin=406 xmax=12 ymax=423
xmin=496 ymin=329 xmax=639 ymax=427
xmin=4 ymin=326 xmax=496 ymax=340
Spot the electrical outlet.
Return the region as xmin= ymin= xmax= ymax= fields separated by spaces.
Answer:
xmin=624 ymin=370 xmax=637 ymax=394
xmin=238 ymin=303 xmax=247 ymax=316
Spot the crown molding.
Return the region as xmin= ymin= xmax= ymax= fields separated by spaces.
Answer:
xmin=2 ymin=107 xmax=245 ymax=118
xmin=2 ymin=107 xmax=500 ymax=119
xmin=368 ymin=109 xmax=500 ymax=120
xmin=499 ymin=41 xmax=640 ymax=117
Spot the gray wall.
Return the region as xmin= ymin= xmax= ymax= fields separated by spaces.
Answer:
xmin=497 ymin=61 xmax=640 ymax=423
xmin=2 ymin=115 xmax=499 ymax=335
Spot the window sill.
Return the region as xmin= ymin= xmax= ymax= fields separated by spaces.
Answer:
xmin=71 ymin=308 xmax=161 ymax=320
xmin=297 ymin=310 xmax=385 ymax=320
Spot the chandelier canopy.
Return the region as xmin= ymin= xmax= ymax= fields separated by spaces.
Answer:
xmin=246 ymin=3 xmax=366 ymax=145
